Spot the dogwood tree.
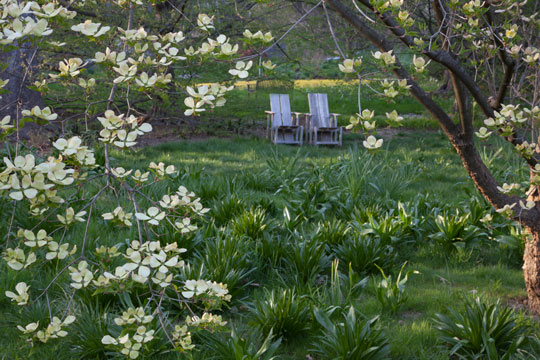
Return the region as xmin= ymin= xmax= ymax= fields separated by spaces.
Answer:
xmin=0 ymin=0 xmax=275 ymax=356
xmin=327 ymin=0 xmax=540 ymax=313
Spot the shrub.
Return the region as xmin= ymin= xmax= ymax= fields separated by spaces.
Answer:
xmin=241 ymin=169 xmax=279 ymax=193
xmin=68 ymin=303 xmax=110 ymax=358
xmin=311 ymin=306 xmax=390 ymax=360
xmin=231 ymin=207 xmax=271 ymax=240
xmin=327 ymin=259 xmax=367 ymax=307
xmin=280 ymin=176 xmax=338 ymax=221
xmin=197 ymin=177 xmax=226 ymax=202
xmin=333 ymin=236 xmax=396 ymax=275
xmin=211 ymin=195 xmax=246 ymax=226
xmin=256 ymin=233 xmax=288 ymax=268
xmin=375 ymin=262 xmax=418 ymax=315
xmin=429 ymin=211 xmax=488 ymax=253
xmin=249 ymin=288 xmax=311 ymax=341
xmin=312 ymin=218 xmax=351 ymax=246
xmin=433 ymin=297 xmax=540 ymax=359
xmin=358 ymin=212 xmax=407 ymax=246
xmin=282 ymin=236 xmax=330 ymax=284
xmin=194 ymin=234 xmax=256 ymax=299
xmin=198 ymin=328 xmax=281 ymax=360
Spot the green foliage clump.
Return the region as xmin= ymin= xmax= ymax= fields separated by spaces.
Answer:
xmin=434 ymin=297 xmax=540 ymax=359
xmin=375 ymin=262 xmax=418 ymax=314
xmin=199 ymin=328 xmax=281 ymax=360
xmin=249 ymin=288 xmax=312 ymax=341
xmin=311 ymin=306 xmax=390 ymax=360
xmin=333 ymin=235 xmax=397 ymax=275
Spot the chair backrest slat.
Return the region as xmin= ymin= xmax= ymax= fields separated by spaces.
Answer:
xmin=279 ymin=94 xmax=292 ymax=126
xmin=270 ymin=94 xmax=292 ymax=127
xmin=308 ymin=93 xmax=330 ymax=128
xmin=270 ymin=94 xmax=283 ymax=127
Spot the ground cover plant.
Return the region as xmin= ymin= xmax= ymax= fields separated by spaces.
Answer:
xmin=2 ymin=131 xmax=539 ymax=359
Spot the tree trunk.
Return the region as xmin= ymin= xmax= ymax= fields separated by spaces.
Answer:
xmin=523 ymin=228 xmax=540 ymax=314
xmin=0 ymin=40 xmax=44 ymax=119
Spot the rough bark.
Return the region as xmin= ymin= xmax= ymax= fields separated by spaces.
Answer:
xmin=0 ymin=40 xmax=44 ymax=119
xmin=524 ymin=229 xmax=540 ymax=314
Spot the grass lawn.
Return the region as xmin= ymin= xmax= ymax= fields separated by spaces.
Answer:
xmin=1 ymin=128 xmax=536 ymax=359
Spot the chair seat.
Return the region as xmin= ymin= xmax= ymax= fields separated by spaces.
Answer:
xmin=274 ymin=125 xmax=300 ymax=130
xmin=314 ymin=140 xmax=340 ymax=145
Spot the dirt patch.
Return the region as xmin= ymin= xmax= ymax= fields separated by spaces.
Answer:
xmin=399 ymin=311 xmax=423 ymax=323
xmin=3 ymin=116 xmax=269 ymax=151
xmin=505 ymin=296 xmax=540 ymax=321
xmin=506 ymin=296 xmax=529 ymax=312
xmin=4 ymin=114 xmax=442 ymax=152
xmin=376 ymin=126 xmax=439 ymax=141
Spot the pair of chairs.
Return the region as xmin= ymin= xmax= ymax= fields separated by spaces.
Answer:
xmin=265 ymin=93 xmax=343 ymax=146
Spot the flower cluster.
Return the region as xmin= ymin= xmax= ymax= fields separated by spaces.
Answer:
xmin=102 ymin=308 xmax=155 ymax=359
xmin=3 ymin=247 xmax=36 ymax=270
xmin=185 ymin=312 xmax=227 ymax=330
xmin=98 ymin=110 xmax=152 ymax=148
xmin=229 ymin=61 xmax=253 ymax=79
xmin=18 ymin=228 xmax=52 ymax=248
xmin=372 ymin=50 xmax=396 ymax=66
xmin=148 ymin=162 xmax=177 ymax=178
xmin=184 ymin=84 xmax=234 ymax=116
xmin=483 ymin=104 xmax=539 ymax=139
xmin=94 ymin=241 xmax=186 ymax=288
xmin=0 ymin=1 xmax=76 ymax=45
xmin=21 ymin=106 xmax=57 ymax=121
xmin=102 ymin=207 xmax=133 ymax=227
xmin=338 ymin=58 xmax=362 ymax=74
xmin=182 ymin=279 xmax=232 ymax=308
xmin=413 ymin=55 xmax=430 ymax=73
xmin=172 ymin=325 xmax=195 ymax=351
xmin=363 ymin=135 xmax=384 ymax=150
xmin=71 ymin=20 xmax=110 ymax=37
xmin=18 ymin=316 xmax=76 ymax=344
xmin=69 ymin=260 xmax=94 ymax=289
xmin=49 ymin=58 xmax=86 ymax=79
xmin=243 ymin=29 xmax=274 ymax=43
xmin=53 ymin=136 xmax=96 ymax=167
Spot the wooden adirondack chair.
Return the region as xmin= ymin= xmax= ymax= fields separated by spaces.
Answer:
xmin=265 ymin=94 xmax=304 ymax=145
xmin=306 ymin=93 xmax=342 ymax=146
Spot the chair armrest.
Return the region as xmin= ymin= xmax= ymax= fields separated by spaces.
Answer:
xmin=330 ymin=113 xmax=340 ymax=127
xmin=298 ymin=113 xmax=310 ymax=130
xmin=265 ymin=111 xmax=274 ymax=140
xmin=292 ymin=112 xmax=303 ymax=126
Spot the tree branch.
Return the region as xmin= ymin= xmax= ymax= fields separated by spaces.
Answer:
xmin=325 ymin=0 xmax=459 ymax=140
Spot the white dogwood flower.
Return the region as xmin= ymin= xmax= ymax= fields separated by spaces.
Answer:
xmin=5 ymin=282 xmax=30 ymax=305
xmin=71 ymin=20 xmax=110 ymax=37
xmin=363 ymin=135 xmax=383 ymax=150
